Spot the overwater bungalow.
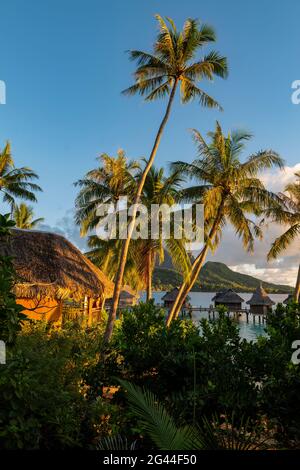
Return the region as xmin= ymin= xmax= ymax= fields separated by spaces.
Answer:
xmin=212 ymin=289 xmax=244 ymax=311
xmin=105 ymin=287 xmax=138 ymax=310
xmin=246 ymin=285 xmax=275 ymax=315
xmin=161 ymin=287 xmax=191 ymax=310
xmin=0 ymin=229 xmax=114 ymax=323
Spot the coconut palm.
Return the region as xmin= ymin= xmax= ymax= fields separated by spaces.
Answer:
xmin=86 ymin=237 xmax=145 ymax=292
xmin=106 ymin=14 xmax=228 ymax=343
xmin=85 ymin=165 xmax=191 ymax=299
xmin=13 ymin=203 xmax=44 ymax=229
xmin=166 ymin=122 xmax=284 ymax=325
xmin=136 ymin=165 xmax=191 ymax=300
xmin=0 ymin=142 xmax=42 ymax=210
xmin=74 ymin=150 xmax=140 ymax=236
xmin=267 ymin=172 xmax=300 ymax=302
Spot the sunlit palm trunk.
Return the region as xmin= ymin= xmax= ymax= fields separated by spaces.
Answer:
xmin=166 ymin=202 xmax=225 ymax=325
xmin=103 ymin=80 xmax=178 ymax=344
xmin=295 ymin=263 xmax=300 ymax=302
xmin=146 ymin=250 xmax=153 ymax=301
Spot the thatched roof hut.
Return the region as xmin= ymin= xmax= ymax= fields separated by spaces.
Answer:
xmin=212 ymin=289 xmax=244 ymax=310
xmin=0 ymin=229 xmax=114 ymax=301
xmin=246 ymin=285 xmax=275 ymax=315
xmin=162 ymin=287 xmax=191 ymax=309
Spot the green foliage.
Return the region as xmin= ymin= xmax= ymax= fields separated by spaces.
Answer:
xmin=0 ymin=142 xmax=42 ymax=209
xmin=0 ymin=322 xmax=120 ymax=449
xmin=123 ymin=15 xmax=228 ymax=106
xmin=119 ymin=380 xmax=270 ymax=450
xmin=254 ymin=303 xmax=300 ymax=444
xmin=0 ymin=214 xmax=27 ymax=344
xmin=119 ymin=379 xmax=199 ymax=450
xmin=1 ymin=301 xmax=300 ymax=449
xmin=13 ymin=203 xmax=44 ymax=229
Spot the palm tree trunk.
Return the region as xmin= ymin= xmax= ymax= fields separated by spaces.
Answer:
xmin=103 ymin=79 xmax=179 ymax=344
xmin=166 ymin=201 xmax=225 ymax=325
xmin=146 ymin=250 xmax=153 ymax=301
xmin=166 ymin=244 xmax=208 ymax=326
xmin=295 ymin=263 xmax=300 ymax=302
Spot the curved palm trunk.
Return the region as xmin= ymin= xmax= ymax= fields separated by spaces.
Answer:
xmin=166 ymin=201 xmax=225 ymax=325
xmin=166 ymin=246 xmax=209 ymax=325
xmin=295 ymin=263 xmax=300 ymax=303
xmin=146 ymin=250 xmax=153 ymax=301
xmin=103 ymin=80 xmax=178 ymax=344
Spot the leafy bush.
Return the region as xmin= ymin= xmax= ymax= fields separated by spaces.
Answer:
xmin=1 ymin=300 xmax=300 ymax=449
xmin=0 ymin=214 xmax=27 ymax=344
xmin=255 ymin=302 xmax=300 ymax=445
xmin=0 ymin=321 xmax=120 ymax=449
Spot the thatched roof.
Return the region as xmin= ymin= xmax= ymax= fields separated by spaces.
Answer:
xmin=246 ymin=285 xmax=275 ymax=306
xmin=162 ymin=287 xmax=191 ymax=302
xmin=119 ymin=290 xmax=135 ymax=300
xmin=212 ymin=289 xmax=244 ymax=304
xmin=0 ymin=229 xmax=114 ymax=301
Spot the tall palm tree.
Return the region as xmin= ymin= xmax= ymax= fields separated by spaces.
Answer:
xmin=0 ymin=142 xmax=42 ymax=210
xmin=166 ymin=122 xmax=284 ymax=325
xmin=13 ymin=203 xmax=44 ymax=229
xmin=74 ymin=150 xmax=140 ymax=235
xmin=267 ymin=172 xmax=300 ymax=302
xmin=136 ymin=165 xmax=191 ymax=300
xmin=85 ymin=165 xmax=191 ymax=299
xmin=106 ymin=14 xmax=228 ymax=343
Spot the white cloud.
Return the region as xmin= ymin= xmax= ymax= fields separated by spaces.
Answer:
xmin=260 ymin=163 xmax=300 ymax=193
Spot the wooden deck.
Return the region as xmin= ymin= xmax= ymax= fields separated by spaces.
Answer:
xmin=178 ymin=306 xmax=267 ymax=324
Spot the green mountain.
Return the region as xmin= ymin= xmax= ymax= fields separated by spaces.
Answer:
xmin=153 ymin=260 xmax=293 ymax=294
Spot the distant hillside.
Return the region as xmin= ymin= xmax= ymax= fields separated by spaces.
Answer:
xmin=153 ymin=258 xmax=293 ymax=294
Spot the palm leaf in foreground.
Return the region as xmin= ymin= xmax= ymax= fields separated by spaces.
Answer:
xmin=119 ymin=380 xmax=272 ymax=450
xmin=119 ymin=379 xmax=198 ymax=450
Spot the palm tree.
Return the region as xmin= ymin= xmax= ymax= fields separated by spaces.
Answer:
xmin=0 ymin=142 xmax=42 ymax=210
xmin=74 ymin=150 xmax=140 ymax=235
xmin=267 ymin=172 xmax=300 ymax=302
xmin=136 ymin=165 xmax=191 ymax=300
xmin=13 ymin=203 xmax=44 ymax=229
xmin=106 ymin=14 xmax=228 ymax=343
xmin=166 ymin=122 xmax=284 ymax=325
xmin=86 ymin=237 xmax=146 ymax=292
xmin=85 ymin=165 xmax=191 ymax=299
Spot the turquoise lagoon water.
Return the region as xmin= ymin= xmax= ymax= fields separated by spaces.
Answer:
xmin=141 ymin=291 xmax=288 ymax=342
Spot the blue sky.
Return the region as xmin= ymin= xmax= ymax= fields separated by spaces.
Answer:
xmin=0 ymin=0 xmax=299 ymax=284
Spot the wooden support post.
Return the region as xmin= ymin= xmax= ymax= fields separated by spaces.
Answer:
xmin=87 ymin=298 xmax=93 ymax=327
xmin=98 ymin=296 xmax=106 ymax=322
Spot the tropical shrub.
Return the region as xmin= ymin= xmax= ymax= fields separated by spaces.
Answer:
xmin=0 ymin=321 xmax=120 ymax=449
xmin=0 ymin=214 xmax=27 ymax=345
